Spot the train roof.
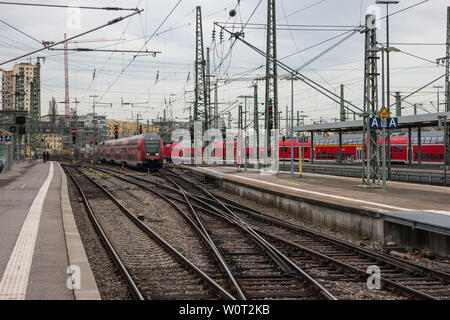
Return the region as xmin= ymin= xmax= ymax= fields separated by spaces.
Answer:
xmin=101 ymin=132 xmax=161 ymax=145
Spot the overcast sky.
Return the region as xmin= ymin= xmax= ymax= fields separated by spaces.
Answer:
xmin=0 ymin=0 xmax=448 ymax=128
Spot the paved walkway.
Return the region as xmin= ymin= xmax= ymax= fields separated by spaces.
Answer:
xmin=192 ymin=166 xmax=450 ymax=214
xmin=0 ymin=161 xmax=100 ymax=300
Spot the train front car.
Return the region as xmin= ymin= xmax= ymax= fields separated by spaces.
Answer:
xmin=142 ymin=133 xmax=164 ymax=170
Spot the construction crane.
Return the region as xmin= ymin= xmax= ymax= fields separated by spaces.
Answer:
xmin=42 ymin=37 xmax=125 ymax=123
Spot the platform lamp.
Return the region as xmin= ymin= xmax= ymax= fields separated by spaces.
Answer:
xmin=368 ymin=45 xmax=400 ymax=189
xmin=281 ymin=75 xmax=302 ymax=176
xmin=438 ymin=114 xmax=448 ymax=185
xmin=376 ymin=0 xmax=399 ymax=181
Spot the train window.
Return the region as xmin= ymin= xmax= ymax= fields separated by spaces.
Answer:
xmin=324 ymin=139 xmax=329 ymax=145
xmin=431 ymin=137 xmax=437 ymax=144
xmin=413 ymin=137 xmax=418 ymax=144
xmin=343 ymin=138 xmax=348 ymax=144
xmin=128 ymin=139 xmax=138 ymax=145
xmin=421 ymin=137 xmax=425 ymax=143
xmin=347 ymin=138 xmax=353 ymax=144
xmin=425 ymin=137 xmax=431 ymax=144
xmin=358 ymin=138 xmax=362 ymax=144
xmin=437 ymin=136 xmax=444 ymax=143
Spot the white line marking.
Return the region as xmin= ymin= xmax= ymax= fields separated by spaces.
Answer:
xmin=0 ymin=162 xmax=54 ymax=300
xmin=201 ymin=167 xmax=415 ymax=212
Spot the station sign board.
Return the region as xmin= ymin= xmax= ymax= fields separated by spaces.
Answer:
xmin=0 ymin=131 xmax=12 ymax=143
xmin=298 ymin=134 xmax=309 ymax=143
xmin=370 ymin=117 xmax=398 ymax=130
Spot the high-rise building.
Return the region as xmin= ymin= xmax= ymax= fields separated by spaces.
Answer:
xmin=1 ymin=62 xmax=40 ymax=114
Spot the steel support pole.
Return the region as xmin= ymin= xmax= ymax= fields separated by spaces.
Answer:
xmin=408 ymin=127 xmax=412 ymax=165
xmin=418 ymin=126 xmax=422 ymax=167
xmin=244 ymin=97 xmax=247 ymax=171
xmin=386 ymin=3 xmax=392 ymax=181
xmin=290 ymin=77 xmax=294 ymax=176
xmin=381 ymin=49 xmax=387 ymax=189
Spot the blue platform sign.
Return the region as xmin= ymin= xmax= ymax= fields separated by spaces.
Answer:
xmin=0 ymin=135 xmax=12 ymax=142
xmin=370 ymin=117 xmax=398 ymax=130
xmin=298 ymin=137 xmax=309 ymax=143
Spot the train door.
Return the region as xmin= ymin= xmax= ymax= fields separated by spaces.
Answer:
xmin=356 ymin=147 xmax=362 ymax=162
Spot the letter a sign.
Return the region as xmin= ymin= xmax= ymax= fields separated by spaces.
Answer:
xmin=370 ymin=117 xmax=381 ymax=130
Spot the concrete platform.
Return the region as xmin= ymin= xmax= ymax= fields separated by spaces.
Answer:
xmin=186 ymin=166 xmax=450 ymax=257
xmin=0 ymin=161 xmax=100 ymax=300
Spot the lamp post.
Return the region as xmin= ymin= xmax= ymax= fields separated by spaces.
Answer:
xmin=377 ymin=0 xmax=399 ymax=181
xmin=281 ymin=75 xmax=302 ymax=176
xmin=369 ymin=45 xmax=400 ymax=189
xmin=237 ymin=95 xmax=253 ymax=171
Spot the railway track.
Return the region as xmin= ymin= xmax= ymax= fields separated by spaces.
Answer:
xmin=169 ymin=170 xmax=450 ymax=300
xmin=90 ymin=164 xmax=450 ymax=300
xmin=87 ymin=164 xmax=336 ymax=300
xmin=62 ymin=164 xmax=234 ymax=300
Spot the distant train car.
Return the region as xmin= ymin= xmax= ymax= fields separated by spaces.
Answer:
xmin=167 ymin=131 xmax=445 ymax=166
xmin=98 ymin=133 xmax=163 ymax=170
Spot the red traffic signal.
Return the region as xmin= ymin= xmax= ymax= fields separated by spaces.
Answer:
xmin=72 ymin=129 xmax=77 ymax=134
xmin=89 ymin=140 xmax=94 ymax=144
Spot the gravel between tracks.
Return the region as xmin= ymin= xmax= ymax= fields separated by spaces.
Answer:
xmin=66 ymin=175 xmax=133 ymax=300
xmin=193 ymin=173 xmax=450 ymax=274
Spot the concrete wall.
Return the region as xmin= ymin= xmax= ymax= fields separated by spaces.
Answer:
xmin=196 ymin=170 xmax=450 ymax=257
xmin=384 ymin=222 xmax=450 ymax=257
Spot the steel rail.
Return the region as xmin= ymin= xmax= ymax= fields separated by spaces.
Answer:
xmin=89 ymin=166 xmax=247 ymax=300
xmin=63 ymin=165 xmax=144 ymax=300
xmin=93 ymin=165 xmax=337 ymax=299
xmin=160 ymin=170 xmax=338 ymax=300
xmin=210 ymin=193 xmax=450 ymax=282
xmin=159 ymin=173 xmax=247 ymax=300
xmin=90 ymin=164 xmax=450 ymax=299
xmin=165 ymin=168 xmax=450 ymax=299
xmin=70 ymin=165 xmax=236 ymax=300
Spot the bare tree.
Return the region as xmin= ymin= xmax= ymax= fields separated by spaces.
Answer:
xmin=48 ymin=97 xmax=57 ymax=124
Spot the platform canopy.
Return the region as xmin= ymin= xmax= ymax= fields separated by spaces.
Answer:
xmin=294 ymin=112 xmax=450 ymax=133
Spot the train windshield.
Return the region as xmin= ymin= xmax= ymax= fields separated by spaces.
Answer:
xmin=144 ymin=138 xmax=160 ymax=153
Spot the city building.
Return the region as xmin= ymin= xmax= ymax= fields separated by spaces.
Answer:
xmin=107 ymin=119 xmax=157 ymax=140
xmin=1 ymin=62 xmax=40 ymax=114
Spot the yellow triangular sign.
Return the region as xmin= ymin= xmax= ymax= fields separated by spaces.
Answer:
xmin=378 ymin=107 xmax=390 ymax=118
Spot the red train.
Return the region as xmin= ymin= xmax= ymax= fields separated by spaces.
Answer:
xmin=97 ymin=133 xmax=164 ymax=170
xmin=166 ymin=131 xmax=445 ymax=165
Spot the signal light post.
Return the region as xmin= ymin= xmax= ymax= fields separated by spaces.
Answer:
xmin=72 ymin=129 xmax=77 ymax=165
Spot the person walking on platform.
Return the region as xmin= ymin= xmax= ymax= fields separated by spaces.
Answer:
xmin=46 ymin=151 xmax=50 ymax=162
xmin=0 ymin=160 xmax=4 ymax=173
xmin=42 ymin=151 xmax=46 ymax=163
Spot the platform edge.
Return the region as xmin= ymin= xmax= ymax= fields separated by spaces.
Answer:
xmin=58 ymin=162 xmax=101 ymax=300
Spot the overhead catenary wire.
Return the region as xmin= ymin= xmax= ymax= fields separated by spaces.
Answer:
xmin=215 ymin=23 xmax=363 ymax=114
xmin=0 ymin=10 xmax=143 ymax=66
xmin=0 ymin=1 xmax=140 ymax=11
xmin=99 ymin=0 xmax=183 ymax=101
